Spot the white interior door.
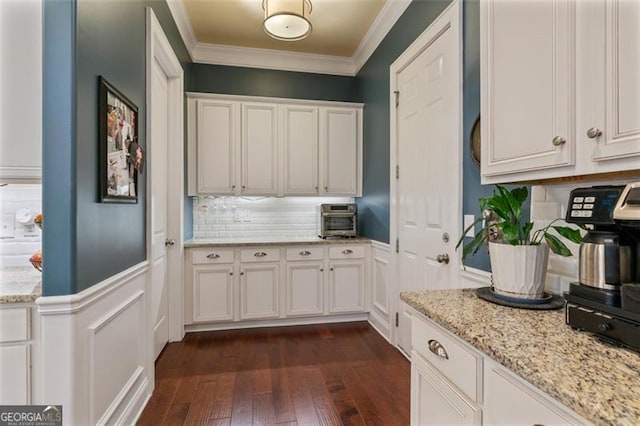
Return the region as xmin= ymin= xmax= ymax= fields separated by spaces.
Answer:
xmin=150 ymin=57 xmax=170 ymax=359
xmin=393 ymin=3 xmax=461 ymax=355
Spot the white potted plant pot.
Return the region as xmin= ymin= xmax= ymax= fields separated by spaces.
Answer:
xmin=488 ymin=242 xmax=549 ymax=299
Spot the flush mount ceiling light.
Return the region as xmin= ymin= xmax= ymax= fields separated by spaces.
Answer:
xmin=262 ymin=0 xmax=312 ymax=41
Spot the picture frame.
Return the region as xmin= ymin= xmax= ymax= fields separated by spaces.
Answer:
xmin=98 ymin=76 xmax=140 ymax=203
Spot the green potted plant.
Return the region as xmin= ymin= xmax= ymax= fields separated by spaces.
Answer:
xmin=457 ymin=185 xmax=582 ymax=299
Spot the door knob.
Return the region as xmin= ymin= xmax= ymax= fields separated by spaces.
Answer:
xmin=436 ymin=254 xmax=450 ymax=264
xmin=586 ymin=127 xmax=602 ymax=139
xmin=552 ymin=136 xmax=566 ymax=146
xmin=164 ymin=239 xmax=175 ymax=247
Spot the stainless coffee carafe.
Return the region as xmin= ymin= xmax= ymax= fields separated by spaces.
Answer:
xmin=578 ymin=231 xmax=633 ymax=290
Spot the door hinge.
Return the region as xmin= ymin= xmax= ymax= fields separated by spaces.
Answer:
xmin=395 ymin=165 xmax=399 ymax=180
xmin=395 ymin=238 xmax=399 ymax=253
xmin=394 ymin=90 xmax=399 ymax=108
xmin=395 ymin=312 xmax=399 ymax=327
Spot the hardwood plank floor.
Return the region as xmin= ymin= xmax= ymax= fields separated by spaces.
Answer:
xmin=138 ymin=322 xmax=410 ymax=426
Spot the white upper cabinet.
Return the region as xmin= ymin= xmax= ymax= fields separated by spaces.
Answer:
xmin=321 ymin=107 xmax=362 ymax=196
xmin=188 ymin=93 xmax=363 ymax=197
xmin=283 ymin=105 xmax=319 ymax=195
xmin=193 ymin=100 xmax=239 ymax=195
xmin=241 ymin=103 xmax=279 ymax=195
xmin=482 ymin=0 xmax=640 ymax=184
xmin=578 ymin=0 xmax=640 ymax=164
xmin=481 ymin=0 xmax=575 ymax=180
xmin=0 ymin=0 xmax=42 ymax=183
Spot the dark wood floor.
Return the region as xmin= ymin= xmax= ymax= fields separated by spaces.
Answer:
xmin=138 ymin=321 xmax=410 ymax=425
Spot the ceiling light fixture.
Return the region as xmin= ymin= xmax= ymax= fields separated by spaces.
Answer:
xmin=262 ymin=0 xmax=312 ymax=41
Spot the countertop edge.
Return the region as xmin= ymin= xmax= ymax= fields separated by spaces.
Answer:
xmin=184 ymin=237 xmax=372 ymax=248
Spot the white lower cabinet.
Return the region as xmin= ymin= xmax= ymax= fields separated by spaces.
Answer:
xmin=484 ymin=359 xmax=584 ymax=425
xmin=286 ymin=262 xmax=324 ymax=316
xmin=412 ymin=354 xmax=481 ymax=425
xmin=192 ymin=265 xmax=234 ymax=322
xmin=240 ymin=263 xmax=280 ymax=320
xmin=329 ymin=262 xmax=365 ymax=314
xmin=185 ymin=244 xmax=369 ymax=328
xmin=410 ymin=313 xmax=589 ymax=425
xmin=0 ymin=306 xmax=35 ymax=405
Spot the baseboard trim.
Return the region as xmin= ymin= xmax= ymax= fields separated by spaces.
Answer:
xmin=185 ymin=313 xmax=369 ymax=333
xmin=367 ymin=312 xmax=391 ymax=344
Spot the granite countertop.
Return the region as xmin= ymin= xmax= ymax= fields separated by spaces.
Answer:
xmin=184 ymin=235 xmax=371 ymax=248
xmin=0 ymin=266 xmax=42 ymax=303
xmin=401 ymin=289 xmax=640 ymax=425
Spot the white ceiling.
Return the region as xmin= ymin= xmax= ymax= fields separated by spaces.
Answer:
xmin=168 ymin=0 xmax=412 ymax=75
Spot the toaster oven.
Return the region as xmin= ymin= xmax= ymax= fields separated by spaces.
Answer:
xmin=317 ymin=204 xmax=357 ymax=238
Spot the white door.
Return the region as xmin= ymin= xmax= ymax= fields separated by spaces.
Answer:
xmin=240 ymin=264 xmax=280 ymax=320
xmin=192 ymin=265 xmax=234 ymax=323
xmin=393 ymin=3 xmax=461 ymax=355
xmin=329 ymin=261 xmax=365 ymax=314
xmin=150 ymin=58 xmax=171 ymax=359
xmin=286 ymin=262 xmax=324 ymax=316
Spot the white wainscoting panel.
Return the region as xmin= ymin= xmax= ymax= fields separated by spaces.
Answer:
xmin=368 ymin=241 xmax=391 ymax=342
xmin=36 ymin=261 xmax=151 ymax=425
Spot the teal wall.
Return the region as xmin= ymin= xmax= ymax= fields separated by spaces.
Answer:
xmin=43 ymin=0 xmax=190 ymax=296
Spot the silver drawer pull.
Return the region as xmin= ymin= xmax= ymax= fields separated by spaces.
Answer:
xmin=299 ymin=250 xmax=312 ymax=256
xmin=254 ymin=251 xmax=267 ymax=257
xmin=342 ymin=249 xmax=354 ymax=255
xmin=428 ymin=339 xmax=449 ymax=359
xmin=206 ymin=253 xmax=220 ymax=259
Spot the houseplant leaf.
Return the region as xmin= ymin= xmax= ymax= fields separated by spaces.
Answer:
xmin=544 ymin=233 xmax=572 ymax=257
xmin=552 ymin=226 xmax=583 ymax=244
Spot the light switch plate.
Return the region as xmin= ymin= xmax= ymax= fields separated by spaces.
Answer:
xmin=464 ymin=215 xmax=475 ymax=238
xmin=1 ymin=214 xmax=15 ymax=238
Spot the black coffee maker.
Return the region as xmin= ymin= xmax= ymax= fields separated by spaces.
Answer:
xmin=564 ymin=184 xmax=640 ymax=352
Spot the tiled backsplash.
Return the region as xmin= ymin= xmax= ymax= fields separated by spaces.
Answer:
xmin=0 ymin=184 xmax=42 ymax=267
xmin=530 ymin=180 xmax=628 ymax=294
xmin=192 ymin=196 xmax=353 ymax=239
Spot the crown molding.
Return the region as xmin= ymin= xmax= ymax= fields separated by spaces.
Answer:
xmin=167 ymin=0 xmax=411 ymax=76
xmin=165 ymin=0 xmax=197 ymax=60
xmin=191 ymin=43 xmax=356 ymax=76
xmin=352 ymin=0 xmax=412 ymax=74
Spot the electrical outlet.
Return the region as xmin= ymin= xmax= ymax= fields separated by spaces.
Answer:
xmin=464 ymin=214 xmax=475 ymax=238
xmin=1 ymin=214 xmax=15 ymax=238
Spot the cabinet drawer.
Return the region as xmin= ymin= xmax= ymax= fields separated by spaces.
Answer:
xmin=412 ymin=315 xmax=481 ymax=402
xmin=286 ymin=246 xmax=323 ymax=261
xmin=192 ymin=248 xmax=234 ymax=264
xmin=328 ymin=245 xmax=365 ymax=259
xmin=240 ymin=247 xmax=281 ymax=263
xmin=0 ymin=308 xmax=30 ymax=343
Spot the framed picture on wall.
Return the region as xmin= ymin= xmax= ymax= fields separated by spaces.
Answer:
xmin=98 ymin=76 xmax=140 ymax=203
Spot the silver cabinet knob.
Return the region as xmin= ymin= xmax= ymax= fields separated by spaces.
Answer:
xmin=436 ymin=254 xmax=450 ymax=264
xmin=428 ymin=339 xmax=449 ymax=359
xmin=254 ymin=251 xmax=267 ymax=257
xmin=164 ymin=239 xmax=175 ymax=247
xmin=586 ymin=127 xmax=602 ymax=139
xmin=299 ymin=250 xmax=311 ymax=256
xmin=342 ymin=249 xmax=354 ymax=255
xmin=552 ymin=136 xmax=566 ymax=146
xmin=206 ymin=253 xmax=220 ymax=259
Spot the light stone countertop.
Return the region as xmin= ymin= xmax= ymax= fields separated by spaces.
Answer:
xmin=400 ymin=289 xmax=640 ymax=425
xmin=0 ymin=266 xmax=42 ymax=303
xmin=184 ymin=236 xmax=371 ymax=248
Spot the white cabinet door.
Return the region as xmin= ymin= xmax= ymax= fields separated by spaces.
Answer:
xmin=195 ymin=100 xmax=239 ymax=194
xmin=328 ymin=261 xmax=364 ymax=313
xmin=0 ymin=0 xmax=42 ymax=183
xmin=411 ymin=354 xmax=481 ymax=426
xmin=240 ymin=263 xmax=280 ymax=320
xmin=320 ymin=107 xmax=360 ymax=196
xmin=192 ymin=265 xmax=234 ymax=323
xmin=481 ymin=0 xmax=575 ymax=178
xmin=242 ymin=103 xmax=279 ymax=195
xmin=0 ymin=344 xmax=29 ymax=404
xmin=285 ymin=262 xmax=324 ymax=316
xmin=283 ymin=105 xmax=319 ymax=195
xmin=484 ymin=362 xmax=584 ymax=425
xmin=587 ymin=0 xmax=640 ymax=162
